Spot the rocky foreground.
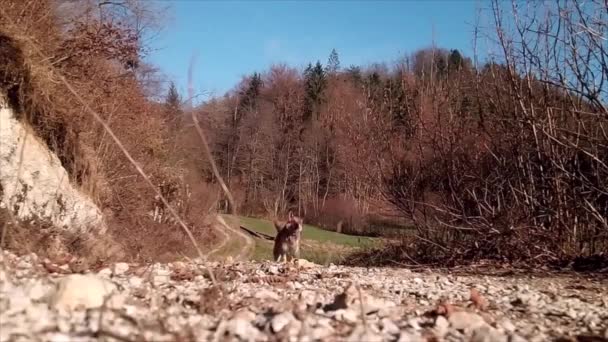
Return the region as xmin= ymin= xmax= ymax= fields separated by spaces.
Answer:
xmin=1 ymin=250 xmax=607 ymax=342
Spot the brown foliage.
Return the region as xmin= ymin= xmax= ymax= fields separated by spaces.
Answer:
xmin=0 ymin=0 xmax=217 ymax=263
xmin=3 ymin=0 xmax=606 ymax=267
xmin=469 ymin=288 xmax=488 ymax=311
xmin=202 ymin=1 xmax=607 ymax=266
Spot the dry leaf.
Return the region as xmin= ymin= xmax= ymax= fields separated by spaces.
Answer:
xmin=198 ymin=286 xmax=227 ymax=314
xmin=42 ymin=260 xmax=70 ymax=274
xmin=469 ymin=288 xmax=488 ymax=311
xmin=171 ymin=268 xmax=195 ymax=281
xmin=435 ymin=299 xmax=455 ymax=317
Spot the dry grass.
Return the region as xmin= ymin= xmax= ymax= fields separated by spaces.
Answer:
xmin=0 ymin=208 xmax=123 ymax=264
xmin=0 ymin=0 xmax=220 ymax=269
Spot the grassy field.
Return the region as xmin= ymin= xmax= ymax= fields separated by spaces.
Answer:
xmin=236 ymin=216 xmax=379 ymax=265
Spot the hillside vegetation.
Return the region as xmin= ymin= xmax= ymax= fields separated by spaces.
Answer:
xmin=0 ymin=0 xmax=220 ymax=263
xmin=202 ymin=1 xmax=608 ymax=265
xmin=1 ymin=0 xmax=607 ymax=268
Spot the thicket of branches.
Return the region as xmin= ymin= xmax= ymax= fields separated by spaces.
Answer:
xmin=204 ymin=1 xmax=607 ymax=262
xmin=2 ymin=0 xmax=605 ymax=265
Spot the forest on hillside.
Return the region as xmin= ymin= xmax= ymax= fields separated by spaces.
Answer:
xmin=1 ymin=0 xmax=607 ymax=265
xmin=194 ymin=0 xmax=608 ymax=263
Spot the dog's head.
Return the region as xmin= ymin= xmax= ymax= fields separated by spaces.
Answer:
xmin=285 ymin=211 xmax=303 ymax=232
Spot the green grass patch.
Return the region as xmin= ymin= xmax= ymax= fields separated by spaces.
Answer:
xmin=238 ymin=216 xmax=377 ymax=248
xmin=237 ymin=216 xmax=380 ymax=265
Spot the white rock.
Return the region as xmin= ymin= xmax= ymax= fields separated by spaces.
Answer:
xmin=17 ymin=258 xmax=31 ymax=269
xmin=106 ymin=292 xmax=127 ymax=309
xmin=380 ymin=318 xmax=400 ymax=336
xmin=56 ymin=316 xmax=71 ymax=333
xmin=271 ymin=312 xmax=297 ymax=333
xmin=498 ymin=318 xmax=516 ymax=332
xmin=378 ymin=305 xmax=401 ymax=318
xmin=448 ymin=311 xmax=487 ymax=331
xmin=335 ymin=308 xmax=360 ymax=323
xmin=298 ymin=290 xmax=317 ymax=306
xmin=471 ymin=325 xmax=508 ymax=342
xmin=152 ymin=275 xmax=170 ymax=287
xmin=267 ymin=265 xmax=280 ymax=275
xmin=50 ymin=274 xmax=117 ymax=311
xmin=226 ymin=317 xmax=260 ymax=341
xmin=97 ymin=268 xmax=112 ymax=278
xmin=397 ymin=332 xmax=425 ymax=342
xmin=165 ymin=290 xmax=178 ymax=302
xmin=150 ymin=266 xmax=171 ymax=287
xmin=233 ymin=309 xmax=256 ymax=321
xmin=125 ymin=304 xmax=139 ymax=316
xmin=434 ymin=315 xmax=450 ymax=337
xmin=26 ymin=304 xmax=55 ymax=332
xmin=172 ymin=261 xmax=186 ymax=269
xmin=112 ymin=262 xmax=129 ymax=276
xmin=27 ymin=281 xmax=52 ymax=302
xmin=296 ymin=258 xmax=317 ymax=269
xmin=0 ymin=95 xmax=105 ymax=234
xmin=6 ymin=287 xmax=32 ymax=314
xmin=529 ymin=333 xmax=549 ymax=342
xmin=128 ymin=276 xmax=144 ymax=287
xmin=508 ymin=334 xmax=528 ymax=342
xmin=0 ymin=297 xmax=9 ymax=312
xmin=311 ymin=326 xmax=334 ymax=341
xmin=254 ymin=289 xmax=279 ymax=300
xmin=407 ymin=317 xmax=422 ymax=330
xmin=47 ymin=333 xmax=75 ymax=342
xmin=347 ymin=325 xmax=383 ymax=342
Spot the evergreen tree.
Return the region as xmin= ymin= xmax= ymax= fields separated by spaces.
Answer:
xmin=386 ymin=71 xmax=408 ymax=128
xmin=325 ymin=48 xmax=340 ymax=74
xmin=448 ymin=49 xmax=464 ymax=72
xmin=240 ymin=73 xmax=262 ymax=111
xmin=459 ymin=95 xmax=472 ymax=116
xmin=366 ymin=71 xmax=383 ymax=102
xmin=303 ymin=61 xmax=327 ymax=121
xmin=235 ymin=72 xmax=262 ymax=125
xmin=345 ymin=65 xmax=362 ymax=84
xmin=435 ymin=54 xmax=447 ymax=78
xmin=165 ymin=81 xmax=181 ymax=114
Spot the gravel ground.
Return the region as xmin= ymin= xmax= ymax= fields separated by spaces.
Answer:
xmin=1 ymin=250 xmax=607 ymax=342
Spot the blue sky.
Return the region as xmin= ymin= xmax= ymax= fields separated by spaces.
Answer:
xmin=147 ymin=0 xmax=483 ymax=100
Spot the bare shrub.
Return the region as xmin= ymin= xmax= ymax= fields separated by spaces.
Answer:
xmin=376 ymin=0 xmax=608 ymax=264
xmin=202 ymin=1 xmax=606 ymax=266
xmin=303 ymin=197 xmax=367 ymax=235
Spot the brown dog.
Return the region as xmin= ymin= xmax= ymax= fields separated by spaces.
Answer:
xmin=272 ymin=211 xmax=303 ymax=263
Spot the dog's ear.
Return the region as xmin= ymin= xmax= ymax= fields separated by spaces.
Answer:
xmin=273 ymin=220 xmax=283 ymax=232
xmin=296 ymin=217 xmax=304 ymax=225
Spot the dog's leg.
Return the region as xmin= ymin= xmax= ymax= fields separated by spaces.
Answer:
xmin=294 ymin=244 xmax=300 ymax=261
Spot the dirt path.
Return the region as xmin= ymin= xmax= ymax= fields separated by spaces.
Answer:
xmin=203 ymin=216 xmax=230 ymax=258
xmin=206 ymin=214 xmax=254 ymax=261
